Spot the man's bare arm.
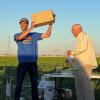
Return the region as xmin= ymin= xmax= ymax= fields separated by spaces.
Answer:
xmin=15 ymin=28 xmax=33 ymax=41
xmin=41 ymin=24 xmax=52 ymax=39
xmin=15 ymin=22 xmax=35 ymax=41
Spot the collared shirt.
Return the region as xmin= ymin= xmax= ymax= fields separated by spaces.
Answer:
xmin=72 ymin=32 xmax=97 ymax=67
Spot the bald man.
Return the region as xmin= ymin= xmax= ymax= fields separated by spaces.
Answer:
xmin=67 ymin=24 xmax=97 ymax=100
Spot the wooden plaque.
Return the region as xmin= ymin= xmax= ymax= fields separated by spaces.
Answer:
xmin=32 ymin=10 xmax=55 ymax=27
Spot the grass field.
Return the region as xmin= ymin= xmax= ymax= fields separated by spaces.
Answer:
xmin=0 ymin=56 xmax=100 ymax=100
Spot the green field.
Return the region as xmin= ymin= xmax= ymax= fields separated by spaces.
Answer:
xmin=0 ymin=56 xmax=100 ymax=100
xmin=0 ymin=56 xmax=100 ymax=72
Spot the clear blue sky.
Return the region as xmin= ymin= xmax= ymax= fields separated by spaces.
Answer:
xmin=0 ymin=0 xmax=100 ymax=55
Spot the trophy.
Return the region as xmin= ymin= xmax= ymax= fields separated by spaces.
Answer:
xmin=32 ymin=10 xmax=55 ymax=27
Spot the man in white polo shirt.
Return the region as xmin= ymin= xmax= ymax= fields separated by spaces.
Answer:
xmin=67 ymin=24 xmax=97 ymax=100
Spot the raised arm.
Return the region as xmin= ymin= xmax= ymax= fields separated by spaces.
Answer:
xmin=41 ymin=24 xmax=53 ymax=39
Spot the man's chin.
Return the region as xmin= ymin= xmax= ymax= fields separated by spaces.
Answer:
xmin=21 ymin=28 xmax=27 ymax=31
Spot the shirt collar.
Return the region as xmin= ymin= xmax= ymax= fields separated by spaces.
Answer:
xmin=77 ymin=31 xmax=83 ymax=39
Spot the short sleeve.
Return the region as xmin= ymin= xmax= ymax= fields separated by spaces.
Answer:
xmin=31 ymin=32 xmax=43 ymax=41
xmin=14 ymin=34 xmax=17 ymax=42
xmin=14 ymin=33 xmax=20 ymax=42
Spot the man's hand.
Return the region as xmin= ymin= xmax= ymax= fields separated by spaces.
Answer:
xmin=67 ymin=50 xmax=72 ymax=56
xmin=27 ymin=21 xmax=36 ymax=33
